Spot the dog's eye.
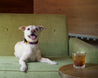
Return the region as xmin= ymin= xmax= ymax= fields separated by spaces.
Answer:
xmin=36 ymin=28 xmax=38 ymax=31
xmin=27 ymin=28 xmax=30 ymax=30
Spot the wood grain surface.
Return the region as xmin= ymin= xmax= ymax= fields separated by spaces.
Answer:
xmin=34 ymin=0 xmax=98 ymax=37
xmin=59 ymin=64 xmax=98 ymax=78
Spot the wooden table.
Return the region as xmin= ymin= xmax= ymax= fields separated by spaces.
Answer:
xmin=59 ymin=64 xmax=98 ymax=78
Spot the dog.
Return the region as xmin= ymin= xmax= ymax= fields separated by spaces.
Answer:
xmin=14 ymin=25 xmax=57 ymax=72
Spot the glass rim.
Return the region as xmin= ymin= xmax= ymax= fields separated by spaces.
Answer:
xmin=72 ymin=52 xmax=87 ymax=55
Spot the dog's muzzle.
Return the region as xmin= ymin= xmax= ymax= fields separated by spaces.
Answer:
xmin=28 ymin=34 xmax=37 ymax=40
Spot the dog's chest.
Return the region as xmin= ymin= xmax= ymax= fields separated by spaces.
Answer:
xmin=26 ymin=44 xmax=38 ymax=54
xmin=25 ymin=44 xmax=39 ymax=61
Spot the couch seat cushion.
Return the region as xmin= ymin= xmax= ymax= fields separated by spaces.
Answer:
xmin=0 ymin=56 xmax=72 ymax=72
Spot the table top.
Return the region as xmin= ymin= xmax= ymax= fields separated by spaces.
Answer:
xmin=59 ymin=64 xmax=98 ymax=78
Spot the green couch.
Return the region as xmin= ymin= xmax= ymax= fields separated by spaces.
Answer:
xmin=0 ymin=14 xmax=97 ymax=78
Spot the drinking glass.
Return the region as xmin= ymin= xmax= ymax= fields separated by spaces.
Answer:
xmin=72 ymin=52 xmax=86 ymax=69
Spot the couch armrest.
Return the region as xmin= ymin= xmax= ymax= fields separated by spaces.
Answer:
xmin=69 ymin=38 xmax=98 ymax=64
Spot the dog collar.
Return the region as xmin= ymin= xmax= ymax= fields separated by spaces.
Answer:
xmin=24 ymin=38 xmax=38 ymax=45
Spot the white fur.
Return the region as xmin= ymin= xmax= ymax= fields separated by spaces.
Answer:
xmin=14 ymin=25 xmax=57 ymax=72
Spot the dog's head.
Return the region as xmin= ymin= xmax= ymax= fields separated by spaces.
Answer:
xmin=19 ymin=25 xmax=45 ymax=42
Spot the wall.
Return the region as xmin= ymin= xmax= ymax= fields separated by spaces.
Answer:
xmin=0 ymin=0 xmax=33 ymax=13
xmin=34 ymin=0 xmax=98 ymax=36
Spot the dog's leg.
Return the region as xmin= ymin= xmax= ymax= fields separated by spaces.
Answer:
xmin=39 ymin=57 xmax=57 ymax=65
xmin=19 ymin=57 xmax=28 ymax=72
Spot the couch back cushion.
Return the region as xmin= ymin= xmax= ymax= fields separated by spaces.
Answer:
xmin=0 ymin=14 xmax=68 ymax=57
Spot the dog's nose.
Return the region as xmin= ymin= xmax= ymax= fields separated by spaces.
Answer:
xmin=31 ymin=29 xmax=34 ymax=32
xmin=31 ymin=29 xmax=35 ymax=33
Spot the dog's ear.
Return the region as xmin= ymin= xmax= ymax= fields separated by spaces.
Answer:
xmin=39 ymin=26 xmax=46 ymax=31
xmin=19 ymin=26 xmax=26 ymax=31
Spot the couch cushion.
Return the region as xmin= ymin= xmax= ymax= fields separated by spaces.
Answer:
xmin=0 ymin=56 xmax=72 ymax=71
xmin=0 ymin=14 xmax=68 ymax=57
xmin=0 ymin=71 xmax=60 ymax=78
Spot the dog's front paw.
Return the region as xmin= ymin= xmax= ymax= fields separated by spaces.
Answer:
xmin=20 ymin=66 xmax=27 ymax=72
xmin=49 ymin=61 xmax=58 ymax=65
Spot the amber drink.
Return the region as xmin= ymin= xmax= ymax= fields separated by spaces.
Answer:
xmin=72 ymin=52 xmax=86 ymax=69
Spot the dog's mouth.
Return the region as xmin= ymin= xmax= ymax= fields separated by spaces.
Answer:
xmin=28 ymin=34 xmax=37 ymax=40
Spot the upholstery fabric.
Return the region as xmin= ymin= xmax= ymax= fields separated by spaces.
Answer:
xmin=0 ymin=14 xmax=68 ymax=57
xmin=0 ymin=56 xmax=72 ymax=71
xmin=0 ymin=56 xmax=72 ymax=78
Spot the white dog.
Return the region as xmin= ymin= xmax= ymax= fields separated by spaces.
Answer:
xmin=14 ymin=25 xmax=57 ymax=72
